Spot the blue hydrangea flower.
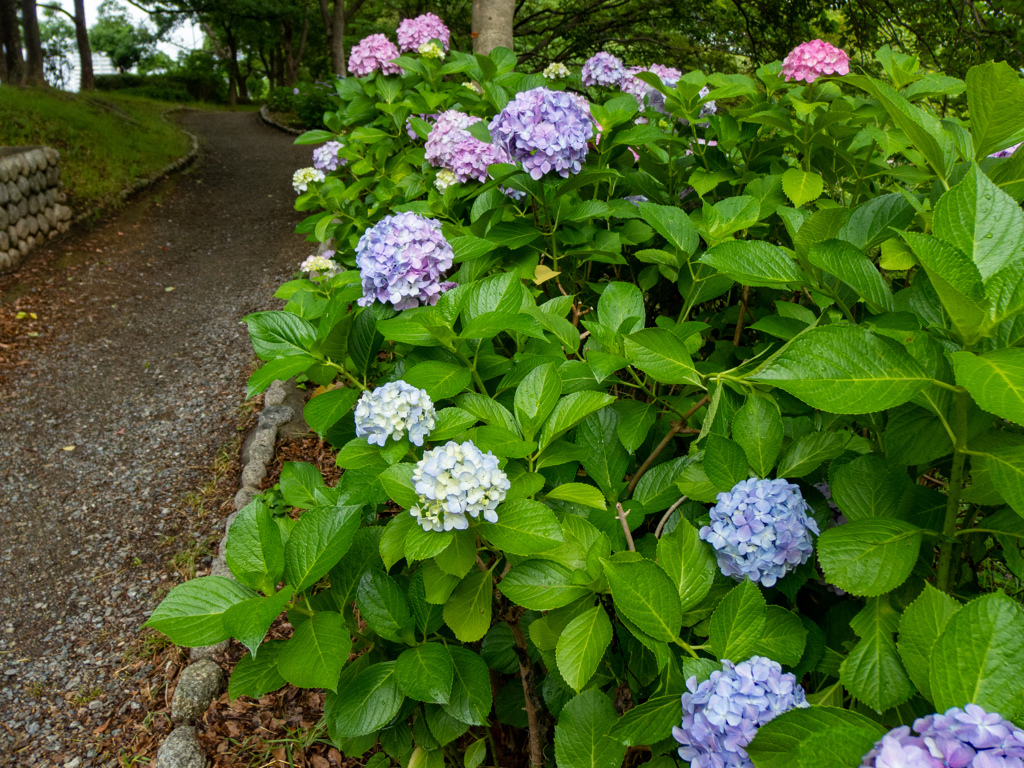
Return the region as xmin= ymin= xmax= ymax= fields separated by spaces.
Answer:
xmin=699 ymin=478 xmax=820 ymax=587
xmin=673 ymin=656 xmax=808 ymax=768
xmin=355 ymin=212 xmax=456 ymax=310
xmin=861 ymin=705 xmax=1024 ymax=768
xmin=312 ymin=141 xmax=346 ymax=172
xmin=354 ymin=381 xmax=436 ymax=447
xmin=488 ymin=87 xmax=593 ymax=180
xmin=410 ymin=441 xmax=510 ymax=532
xmin=623 ymin=195 xmax=648 ymax=208
xmin=582 ymin=51 xmax=626 ymax=87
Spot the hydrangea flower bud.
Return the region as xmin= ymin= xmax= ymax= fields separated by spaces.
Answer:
xmin=782 ymin=39 xmax=850 ymax=83
xmin=354 ymin=380 xmax=436 ymax=447
xmin=434 ymin=169 xmax=458 ymax=192
xmin=292 ymin=167 xmax=325 ymax=193
xmin=418 ymin=40 xmax=445 ymax=59
xmin=312 ymin=141 xmax=346 ymax=172
xmin=543 ymin=62 xmax=570 ymax=80
xmin=299 ymin=250 xmax=341 ymax=280
xmin=699 ymin=477 xmax=820 ymax=587
xmin=348 ymin=34 xmax=402 ymax=76
xmin=397 ymin=12 xmax=450 ymax=52
xmin=582 ymin=51 xmax=626 ymax=86
xmin=426 ymin=110 xmax=482 ymax=169
xmin=990 ymin=143 xmax=1022 ymax=159
xmin=673 ymin=656 xmax=808 ymax=768
xmin=410 ymin=441 xmax=510 ymax=532
xmin=860 ymin=705 xmax=1024 ymax=768
xmin=488 ymin=87 xmax=593 ymax=180
xmin=355 ymin=212 xmax=456 ymax=309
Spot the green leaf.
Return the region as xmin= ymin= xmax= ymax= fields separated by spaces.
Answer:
xmin=609 ymin=695 xmax=683 ymax=747
xmin=752 ymin=325 xmax=930 ymax=414
xmin=304 ymin=388 xmax=361 ymax=437
xmin=657 ymin=520 xmax=715 ymax=612
xmin=225 ymin=501 xmax=285 ymax=594
xmin=808 ymin=239 xmax=893 ymax=312
xmin=349 ymin=308 xmax=383 ymax=377
xmin=782 ymin=169 xmax=824 ymax=208
xmin=277 ymin=610 xmax=351 ymax=691
xmin=984 ymin=445 xmax=1024 ymax=516
xmin=733 ymin=394 xmax=783 ymax=477
xmin=746 ymin=706 xmax=887 ymax=768
xmin=538 ymin=392 xmax=617 ymax=450
xmin=840 ymin=597 xmax=915 ymax=713
xmin=330 ymin=662 xmax=405 ymax=737
xmin=431 ymin=407 xmax=479 ymax=441
xmin=556 ymin=605 xmax=613 ymax=693
xmin=279 ymin=462 xmax=326 ymax=509
xmin=228 ymin=640 xmax=287 ymax=700
xmin=403 ymin=361 xmax=472 ymax=402
xmin=283 ymin=504 xmax=362 ymax=592
xmin=499 ymin=560 xmax=592 ymax=609
xmin=247 ymin=354 xmax=318 ymax=398
xmin=554 ymin=689 xmax=626 ymax=768
xmin=576 ymin=408 xmax=628 ymax=500
xmin=614 ymin=401 xmax=657 ymax=453
xmin=377 ymin=463 xmax=418 ymax=509
xmin=396 ymin=643 xmax=454 ymax=704
xmin=710 ymin=580 xmax=767 ymax=662
xmin=603 ymin=558 xmax=682 ymax=642
xmin=704 ymin=435 xmax=750 ymax=492
xmin=478 ymin=499 xmax=565 ymax=555
xmin=901 ymin=232 xmax=988 ymax=342
xmin=514 ymin=363 xmax=561 ymax=442
xmin=758 ymin=606 xmax=807 ymax=667
xmin=817 ymin=518 xmax=921 ymax=597
xmin=699 ymin=240 xmax=805 ymax=288
xmin=465 ymin=739 xmax=487 ymax=768
xmin=967 ymin=61 xmax=1024 ymax=159
xmin=435 ymin=528 xmax=478 ymax=578
xmin=457 ymin=393 xmax=520 ymax=434
xmin=222 ymin=587 xmax=293 ymax=656
xmin=445 ymin=647 xmax=493 ymax=725
xmin=357 ymin=570 xmax=415 ymax=643
xmin=637 ymin=201 xmax=699 ymax=255
xmin=380 ymin=512 xmax=414 ymax=570
xmin=405 ymin=525 xmax=454 ymax=562
xmin=245 ymin=311 xmax=316 ymax=359
xmin=597 ymin=281 xmax=645 ymax=334
xmin=930 ymin=593 xmax=1024 ymax=719
xmin=624 ymin=328 xmax=702 ymax=386
xmin=830 ymin=454 xmax=906 ymax=521
xmin=545 ymin=483 xmax=607 ymax=511
xmin=776 ymin=431 xmax=850 ymax=478
xmin=898 ymin=583 xmax=961 ymax=702
xmin=144 ymin=576 xmax=255 ymax=647
xmin=443 ymin=569 xmax=493 ymax=642
xmin=953 ymin=349 xmax=1024 ymax=426
xmin=461 ymin=311 xmax=547 ymax=341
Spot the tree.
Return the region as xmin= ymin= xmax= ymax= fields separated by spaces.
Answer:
xmin=39 ymin=7 xmax=75 ymax=86
xmin=473 ymin=0 xmax=514 ymax=54
xmin=22 ymin=0 xmax=47 ymax=84
xmin=38 ymin=0 xmax=95 ymax=89
xmin=89 ymin=0 xmax=160 ymax=72
xmin=317 ymin=0 xmax=345 ymax=75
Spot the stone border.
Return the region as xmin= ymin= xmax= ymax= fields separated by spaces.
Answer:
xmin=259 ymin=104 xmax=305 ymax=136
xmin=151 ymin=379 xmax=308 ymax=768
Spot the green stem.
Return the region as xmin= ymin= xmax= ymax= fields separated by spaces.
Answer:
xmin=453 ymin=347 xmax=488 ymax=394
xmin=936 ymin=388 xmax=969 ymax=593
xmin=325 ymin=360 xmax=369 ymax=391
xmin=673 ymin=637 xmax=700 ymax=659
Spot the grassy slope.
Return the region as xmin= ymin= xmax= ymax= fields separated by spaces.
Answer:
xmin=0 ymin=88 xmax=193 ymax=212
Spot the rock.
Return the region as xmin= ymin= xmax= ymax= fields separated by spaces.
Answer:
xmin=239 ymin=460 xmax=266 ymax=488
xmin=16 ymin=175 xmax=30 ymax=199
xmin=46 ymin=166 xmax=59 ymax=187
xmin=7 ymin=202 xmax=16 ymax=222
xmin=7 ymin=181 xmax=20 ymax=204
xmin=29 ymin=194 xmax=39 ymax=215
xmin=0 ymin=231 xmax=8 ymax=252
xmin=17 ymin=198 xmax=27 ymax=218
xmin=171 ymin=659 xmax=224 ymax=724
xmin=15 ymin=218 xmax=30 ymax=241
xmin=17 ymin=239 xmax=28 ymax=256
xmin=44 ymin=207 xmax=56 ymax=226
xmin=45 ymin=188 xmax=55 ymax=206
xmin=43 ymin=146 xmax=59 ymax=165
xmin=29 ymin=148 xmax=47 ymax=171
xmin=0 ymin=182 xmax=7 ymax=205
xmin=56 ymin=204 xmax=71 ymax=221
xmin=0 ymin=207 xmax=7 ymax=230
xmin=28 ymin=171 xmax=41 ymax=193
xmin=38 ymin=213 xmax=50 ymax=234
xmin=0 ymin=157 xmax=10 ymax=182
xmin=241 ymin=425 xmax=276 ymax=467
xmin=26 ymin=215 xmax=38 ymax=236
xmin=257 ymin=404 xmax=294 ymax=429
xmin=0 ymin=252 xmax=11 ymax=271
xmin=154 ymin=726 xmax=207 ymax=768
xmin=233 ymin=486 xmax=257 ymax=511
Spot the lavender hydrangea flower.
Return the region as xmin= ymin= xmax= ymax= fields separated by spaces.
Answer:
xmin=410 ymin=440 xmax=510 ymax=532
xmin=292 ymin=167 xmax=325 ymax=193
xmin=582 ymin=51 xmax=626 ymax=87
xmin=861 ymin=705 xmax=1024 ymax=768
xmin=312 ymin=141 xmax=346 ymax=172
xmin=355 ymin=212 xmax=456 ymax=309
xmin=699 ymin=477 xmax=820 ymax=587
xmin=624 ymin=195 xmax=648 ymax=207
xmin=426 ymin=110 xmax=482 ymax=169
xmin=489 ymin=87 xmax=593 ymax=180
xmin=396 ymin=12 xmax=450 ymax=52
xmin=449 ymin=135 xmax=504 ymax=183
xmin=354 ymin=380 xmax=436 ymax=447
xmin=299 ymin=250 xmax=341 ymax=280
xmin=348 ymin=34 xmax=401 ymax=76
xmin=673 ymin=656 xmax=808 ymax=768
xmin=990 ymin=143 xmax=1022 ymax=159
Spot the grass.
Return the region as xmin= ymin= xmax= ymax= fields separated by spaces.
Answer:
xmin=0 ymin=87 xmax=194 ymax=213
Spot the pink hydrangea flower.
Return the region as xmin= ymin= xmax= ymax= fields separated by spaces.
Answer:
xmin=782 ymin=39 xmax=850 ymax=83
xmin=349 ymin=34 xmax=402 ymax=77
xmin=397 ymin=12 xmax=450 ymax=52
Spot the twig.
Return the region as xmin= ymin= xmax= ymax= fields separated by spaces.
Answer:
xmin=655 ymin=496 xmax=688 ymax=537
xmin=616 ymin=502 xmax=636 ymax=551
xmin=732 ymin=286 xmax=750 ymax=346
xmin=626 ymin=395 xmax=709 ymax=495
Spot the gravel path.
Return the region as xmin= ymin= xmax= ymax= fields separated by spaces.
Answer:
xmin=0 ymin=111 xmax=311 ymax=766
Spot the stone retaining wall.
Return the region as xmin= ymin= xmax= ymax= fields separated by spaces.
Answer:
xmin=0 ymin=146 xmax=72 ymax=274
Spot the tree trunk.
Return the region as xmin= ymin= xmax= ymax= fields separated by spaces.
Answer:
xmin=472 ymin=0 xmax=514 ymax=55
xmin=282 ymin=17 xmax=296 ymax=85
xmin=72 ymin=0 xmax=93 ymax=90
xmin=0 ymin=1 xmax=8 ymax=84
xmin=0 ymin=0 xmax=24 ymax=85
xmin=330 ymin=0 xmax=345 ymax=76
xmin=21 ymin=0 xmax=45 ymax=85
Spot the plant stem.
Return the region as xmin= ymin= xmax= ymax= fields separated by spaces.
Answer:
xmin=732 ymin=286 xmax=750 ymax=346
xmin=936 ymin=388 xmax=969 ymax=593
xmin=627 ymin=395 xmax=709 ymax=496
xmin=615 ymin=502 xmax=636 ymax=551
xmin=655 ymin=496 xmax=688 ymax=537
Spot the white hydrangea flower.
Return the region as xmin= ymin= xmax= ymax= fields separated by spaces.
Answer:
xmin=418 ymin=40 xmax=446 ymax=59
xmin=292 ymin=167 xmax=325 ymax=194
xmin=354 ymin=380 xmax=436 ymax=447
xmin=434 ymin=169 xmax=458 ymax=192
xmin=299 ymin=250 xmax=341 ymax=280
xmin=462 ymin=81 xmax=482 ymax=94
xmin=410 ymin=440 xmax=510 ymax=532
xmin=543 ymin=62 xmax=571 ymax=80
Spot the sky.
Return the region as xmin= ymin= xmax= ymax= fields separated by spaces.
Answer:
xmin=56 ymin=0 xmax=204 ymax=58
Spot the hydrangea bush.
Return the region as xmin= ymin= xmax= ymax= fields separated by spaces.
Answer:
xmin=148 ymin=24 xmax=1024 ymax=768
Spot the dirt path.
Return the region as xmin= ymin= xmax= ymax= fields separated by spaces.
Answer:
xmin=0 ymin=111 xmax=312 ymax=766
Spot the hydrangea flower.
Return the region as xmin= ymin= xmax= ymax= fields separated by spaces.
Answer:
xmin=782 ymin=39 xmax=850 ymax=83
xmin=462 ymin=81 xmax=483 ymax=94
xmin=543 ymin=62 xmax=570 ymax=80
xmin=489 ymin=87 xmax=593 ymax=179
xmin=410 ymin=441 xmax=510 ymax=532
xmin=292 ymin=167 xmax=325 ymax=193
xmin=354 ymin=380 xmax=436 ymax=447
xmin=426 ymin=110 xmax=482 ymax=169
xmin=312 ymin=141 xmax=346 ymax=172
xmin=673 ymin=656 xmax=808 ymax=768
xmin=624 ymin=195 xmax=648 ymax=207
xmin=355 ymin=212 xmax=455 ymax=309
xmin=699 ymin=477 xmax=820 ymax=587
xmin=299 ymin=251 xmax=341 ymax=280
xmin=449 ymin=135 xmax=504 ymax=183
xmin=434 ymin=169 xmax=458 ymax=192
xmin=406 ymin=113 xmax=438 ymax=141
xmin=348 ymin=34 xmax=401 ymax=76
xmin=990 ymin=143 xmax=1022 ymax=159
xmin=860 ymin=705 xmax=1024 ymax=768
xmin=396 ymin=12 xmax=450 ymax=52
xmin=419 ymin=40 xmax=445 ymax=59
xmin=582 ymin=51 xmax=626 ymax=87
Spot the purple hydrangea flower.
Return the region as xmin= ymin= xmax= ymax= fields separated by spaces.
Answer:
xmin=355 ymin=212 xmax=456 ymax=309
xmin=673 ymin=656 xmax=808 ymax=768
xmin=990 ymin=143 xmax=1022 ymax=159
xmin=348 ymin=34 xmax=401 ymax=77
xmin=354 ymin=380 xmax=436 ymax=447
xmin=449 ymin=135 xmax=504 ymax=183
xmin=396 ymin=12 xmax=450 ymax=52
xmin=426 ymin=110 xmax=482 ymax=169
xmin=312 ymin=141 xmax=346 ymax=172
xmin=699 ymin=477 xmax=820 ymax=587
xmin=406 ymin=113 xmax=438 ymax=141
xmin=582 ymin=51 xmax=626 ymax=87
xmin=488 ymin=87 xmax=593 ymax=180
xmin=861 ymin=705 xmax=1024 ymax=768
xmin=410 ymin=440 xmax=510 ymax=532
xmin=624 ymin=195 xmax=648 ymax=208
xmin=782 ymin=39 xmax=850 ymax=83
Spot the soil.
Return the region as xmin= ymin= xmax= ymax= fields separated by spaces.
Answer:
xmin=0 ymin=110 xmax=314 ymax=767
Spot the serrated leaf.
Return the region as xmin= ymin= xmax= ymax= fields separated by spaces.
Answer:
xmin=746 ymin=706 xmax=887 ymax=768
xmin=229 ymin=640 xmax=287 ymax=700
xmin=477 ymin=499 xmax=564 ymax=555
xmin=144 ymin=576 xmax=255 ymax=647
xmin=603 ymin=559 xmax=682 ymax=643
xmin=396 ymin=643 xmax=454 ymax=704
xmin=898 ymin=583 xmax=960 ymax=702
xmin=283 ymin=504 xmax=362 ymax=592
xmin=733 ymin=393 xmax=783 ymax=477
xmin=953 ymin=349 xmax=1024 ymax=426
xmin=443 ymin=569 xmax=493 ymax=642
xmin=357 ymin=570 xmax=415 ymax=643
xmin=554 ymin=689 xmax=626 ymax=768
xmin=276 ymin=610 xmax=351 ymax=691
xmin=782 ymin=168 xmax=824 ymax=208
xmin=556 ymin=606 xmax=613 ymax=693
xmin=657 ymin=520 xmax=715 ymax=612
xmin=817 ymin=518 xmax=922 ymax=597
xmin=403 ymin=361 xmax=472 ymax=401
xmin=330 ymin=662 xmax=405 ymax=737
xmin=624 ymin=328 xmax=703 ymax=386
xmin=709 ymin=580 xmax=767 ymax=662
xmin=545 ymin=483 xmax=607 ymax=510
xmin=699 ymin=241 xmax=805 ymax=288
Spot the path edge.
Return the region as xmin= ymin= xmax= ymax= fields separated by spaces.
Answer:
xmin=259 ymin=105 xmax=305 ymax=136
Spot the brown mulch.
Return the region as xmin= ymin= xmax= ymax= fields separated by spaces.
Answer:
xmin=261 ymin=435 xmax=343 ymax=491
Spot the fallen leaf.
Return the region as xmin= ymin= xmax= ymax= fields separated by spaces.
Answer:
xmin=117 ymin=231 xmax=124 ymax=235
xmin=165 ymin=287 xmax=175 ymax=292
xmin=62 ymin=445 xmax=76 ymax=451
xmin=114 ymin=428 xmax=126 ymax=436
